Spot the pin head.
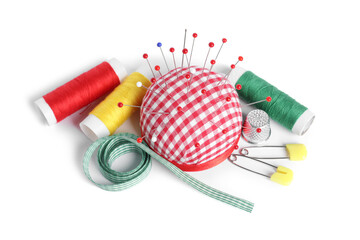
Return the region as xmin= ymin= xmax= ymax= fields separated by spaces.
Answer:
xmin=193 ymin=33 xmax=198 ymax=38
xmin=170 ymin=47 xmax=175 ymax=53
xmin=155 ymin=65 xmax=160 ymax=71
xmin=256 ymin=128 xmax=262 ymax=133
xmin=238 ymin=56 xmax=243 ymax=61
xmin=210 ymin=59 xmax=216 ymax=65
xmin=117 ymin=102 xmax=124 ymax=108
xmin=236 ymin=84 xmax=242 ymax=90
xmin=136 ymin=82 xmax=142 ymax=88
xmin=266 ymin=96 xmax=272 ymax=102
xmin=222 ymin=129 xmax=228 ymax=134
xmin=137 ymin=137 xmax=143 ymax=143
xmin=201 ymin=89 xmax=206 ymax=94
xmin=195 ymin=142 xmax=200 ymax=148
xmin=231 ymin=64 xmax=236 ymax=69
xmin=209 ymin=42 xmax=214 ymax=48
xmin=185 ymin=74 xmax=191 ymax=79
xmin=143 ymin=53 xmax=148 ymax=59
xmin=182 ymin=48 xmax=188 ymax=54
xmin=226 ymin=97 xmax=231 ymax=102
xmin=177 ymin=106 xmax=183 ymax=112
xmin=222 ymin=38 xmax=227 ymax=43
xmin=151 ymin=78 xmax=156 ymax=84
xmin=157 ymin=42 xmax=162 ymax=47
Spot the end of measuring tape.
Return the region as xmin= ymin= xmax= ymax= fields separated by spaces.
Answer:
xmin=270 ymin=166 xmax=293 ymax=186
xmin=285 ymin=144 xmax=307 ymax=161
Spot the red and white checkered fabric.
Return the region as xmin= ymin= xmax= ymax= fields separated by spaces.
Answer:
xmin=140 ymin=66 xmax=242 ymax=171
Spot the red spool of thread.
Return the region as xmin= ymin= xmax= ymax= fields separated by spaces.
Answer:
xmin=35 ymin=58 xmax=127 ymax=125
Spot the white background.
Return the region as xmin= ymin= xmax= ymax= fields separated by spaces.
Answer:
xmin=1 ymin=0 xmax=359 ymax=239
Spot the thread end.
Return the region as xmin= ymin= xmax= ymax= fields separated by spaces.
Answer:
xmin=34 ymin=97 xmax=57 ymax=125
xmin=292 ymin=109 xmax=315 ymax=135
xmin=107 ymin=58 xmax=127 ymax=82
xmin=80 ymin=114 xmax=110 ymax=141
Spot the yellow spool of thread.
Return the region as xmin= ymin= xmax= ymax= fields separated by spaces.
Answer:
xmin=80 ymin=71 xmax=150 ymax=140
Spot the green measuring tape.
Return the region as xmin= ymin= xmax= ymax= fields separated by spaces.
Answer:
xmin=83 ymin=132 xmax=254 ymax=212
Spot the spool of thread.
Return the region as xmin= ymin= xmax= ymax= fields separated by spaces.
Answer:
xmin=223 ymin=66 xmax=315 ymax=136
xmin=80 ymin=66 xmax=151 ymax=141
xmin=35 ymin=58 xmax=127 ymax=125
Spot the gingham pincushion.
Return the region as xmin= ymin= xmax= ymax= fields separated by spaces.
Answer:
xmin=140 ymin=66 xmax=242 ymax=171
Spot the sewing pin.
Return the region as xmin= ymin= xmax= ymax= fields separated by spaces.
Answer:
xmin=245 ymin=96 xmax=272 ymax=106
xmin=202 ymin=42 xmax=215 ymax=72
xmin=143 ymin=53 xmax=156 ymax=78
xmin=205 ymin=59 xmax=216 ymax=82
xmin=189 ymin=33 xmax=197 ymax=66
xmin=157 ymin=42 xmax=170 ymax=72
xmin=214 ymin=38 xmax=227 ymax=62
xmin=136 ymin=81 xmax=149 ymax=90
xmin=217 ymin=64 xmax=236 ymax=86
xmin=235 ymin=56 xmax=244 ymax=66
xmin=181 ymin=29 xmax=187 ymax=69
xmin=117 ymin=102 xmax=141 ymax=109
xmin=118 ymin=102 xmax=170 ymax=115
xmin=182 ymin=48 xmax=189 ymax=68
xmin=170 ymin=47 xmax=180 ymax=81
xmin=137 ymin=135 xmax=146 ymax=143
xmin=155 ymin=65 xmax=168 ymax=88
xmin=186 ymin=68 xmax=196 ymax=98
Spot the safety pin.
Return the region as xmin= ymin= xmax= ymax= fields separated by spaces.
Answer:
xmin=239 ymin=144 xmax=307 ymax=161
xmin=228 ymin=153 xmax=294 ymax=186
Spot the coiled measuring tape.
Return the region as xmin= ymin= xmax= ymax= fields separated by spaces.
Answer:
xmin=83 ymin=132 xmax=254 ymax=212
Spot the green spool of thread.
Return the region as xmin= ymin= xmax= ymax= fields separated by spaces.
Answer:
xmin=224 ymin=67 xmax=315 ymax=135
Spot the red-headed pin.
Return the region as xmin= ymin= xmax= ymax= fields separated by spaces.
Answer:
xmin=170 ymin=47 xmax=180 ymax=81
xmin=118 ymin=102 xmax=170 ymax=115
xmin=118 ymin=102 xmax=141 ymax=109
xmin=234 ymin=56 xmax=244 ymax=66
xmin=155 ymin=65 xmax=167 ymax=88
xmin=143 ymin=53 xmax=156 ymax=78
xmin=189 ymin=33 xmax=198 ymax=66
xmin=218 ymin=63 xmax=236 ymax=86
xmin=202 ymin=42 xmax=215 ymax=71
xmin=182 ymin=48 xmax=189 ymax=67
xmin=245 ymin=96 xmax=272 ymax=106
xmin=214 ymin=38 xmax=227 ymax=62
xmin=205 ymin=59 xmax=216 ymax=82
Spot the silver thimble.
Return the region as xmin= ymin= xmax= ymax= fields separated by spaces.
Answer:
xmin=242 ymin=109 xmax=271 ymax=144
